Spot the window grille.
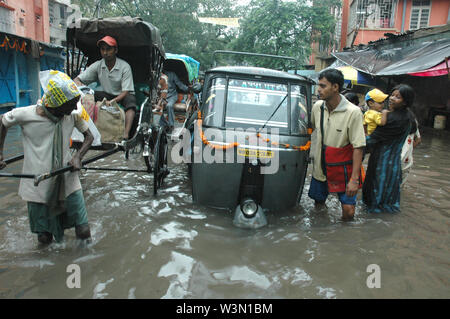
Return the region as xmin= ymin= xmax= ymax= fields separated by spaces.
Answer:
xmin=0 ymin=7 xmax=14 ymax=34
xmin=349 ymin=0 xmax=398 ymax=31
xmin=410 ymin=0 xmax=431 ymax=30
xmin=60 ymin=5 xmax=66 ymax=19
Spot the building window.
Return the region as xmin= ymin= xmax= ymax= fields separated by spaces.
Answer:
xmin=410 ymin=0 xmax=431 ymax=30
xmin=349 ymin=0 xmax=398 ymax=31
xmin=0 ymin=7 xmax=14 ymax=34
xmin=60 ymin=5 xmax=66 ymax=19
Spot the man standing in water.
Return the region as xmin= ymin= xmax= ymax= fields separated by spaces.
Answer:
xmin=74 ymin=36 xmax=136 ymax=140
xmin=0 ymin=70 xmax=94 ymax=244
xmin=309 ymin=69 xmax=366 ymax=221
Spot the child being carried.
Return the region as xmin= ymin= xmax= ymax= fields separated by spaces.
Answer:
xmin=364 ymin=88 xmax=390 ymax=135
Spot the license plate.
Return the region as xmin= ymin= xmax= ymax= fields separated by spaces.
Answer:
xmin=237 ymin=148 xmax=274 ymax=158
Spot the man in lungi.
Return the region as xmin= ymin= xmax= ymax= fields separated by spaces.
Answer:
xmin=0 ymin=70 xmax=94 ymax=244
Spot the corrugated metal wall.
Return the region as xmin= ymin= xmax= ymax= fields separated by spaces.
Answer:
xmin=0 ymin=32 xmax=65 ymax=114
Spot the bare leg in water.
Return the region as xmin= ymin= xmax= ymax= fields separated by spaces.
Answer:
xmin=341 ymin=204 xmax=355 ymax=221
xmin=123 ymin=109 xmax=135 ymax=140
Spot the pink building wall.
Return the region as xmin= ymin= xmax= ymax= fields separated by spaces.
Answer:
xmin=5 ymin=0 xmax=50 ymax=43
xmin=345 ymin=0 xmax=450 ymax=48
xmin=401 ymin=0 xmax=450 ymax=29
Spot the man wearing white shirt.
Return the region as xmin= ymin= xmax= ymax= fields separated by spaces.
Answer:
xmin=75 ymin=36 xmax=136 ymax=140
xmin=0 ymin=71 xmax=94 ymax=245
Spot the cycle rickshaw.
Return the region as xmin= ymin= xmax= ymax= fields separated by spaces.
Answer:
xmin=154 ymin=53 xmax=201 ymax=135
xmin=0 ymin=25 xmax=203 ymax=195
xmin=63 ymin=17 xmax=171 ymax=195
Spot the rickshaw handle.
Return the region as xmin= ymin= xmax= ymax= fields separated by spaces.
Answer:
xmin=4 ymin=154 xmax=24 ymax=165
xmin=33 ymin=145 xmax=123 ymax=186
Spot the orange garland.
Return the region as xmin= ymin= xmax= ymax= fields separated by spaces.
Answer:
xmin=197 ymin=111 xmax=239 ymax=150
xmin=0 ymin=36 xmax=28 ymax=54
xmin=196 ymin=111 xmax=311 ymax=151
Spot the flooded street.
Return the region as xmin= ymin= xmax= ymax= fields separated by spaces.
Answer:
xmin=0 ymin=125 xmax=449 ymax=299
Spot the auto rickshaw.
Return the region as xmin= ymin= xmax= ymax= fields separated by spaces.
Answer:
xmin=184 ymin=51 xmax=314 ymax=228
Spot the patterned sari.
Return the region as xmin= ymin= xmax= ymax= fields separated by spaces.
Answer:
xmin=363 ymin=108 xmax=416 ymax=213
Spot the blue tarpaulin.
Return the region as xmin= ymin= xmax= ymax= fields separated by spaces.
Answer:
xmin=332 ymin=37 xmax=450 ymax=76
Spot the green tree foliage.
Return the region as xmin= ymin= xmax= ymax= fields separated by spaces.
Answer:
xmin=231 ymin=0 xmax=340 ymax=69
xmin=71 ymin=0 xmax=339 ymax=71
xmin=71 ymin=0 xmax=115 ymax=18
xmin=72 ymin=0 xmax=240 ymax=69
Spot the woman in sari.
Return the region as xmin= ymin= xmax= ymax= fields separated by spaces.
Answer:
xmin=363 ymin=84 xmax=417 ymax=213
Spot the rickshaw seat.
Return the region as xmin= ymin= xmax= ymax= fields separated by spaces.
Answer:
xmin=87 ymin=82 xmax=149 ymax=113
xmin=173 ymin=102 xmax=187 ymax=112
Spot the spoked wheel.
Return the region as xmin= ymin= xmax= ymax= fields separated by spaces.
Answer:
xmin=144 ymin=152 xmax=153 ymax=173
xmin=153 ymin=126 xmax=169 ymax=195
xmin=143 ymin=128 xmax=157 ymax=173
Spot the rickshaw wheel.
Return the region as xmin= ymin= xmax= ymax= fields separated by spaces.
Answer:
xmin=153 ymin=126 xmax=169 ymax=195
xmin=144 ymin=152 xmax=153 ymax=173
xmin=143 ymin=131 xmax=156 ymax=173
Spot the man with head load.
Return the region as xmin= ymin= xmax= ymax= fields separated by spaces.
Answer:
xmin=74 ymin=35 xmax=136 ymax=140
xmin=0 ymin=70 xmax=94 ymax=244
xmin=309 ymin=68 xmax=366 ymax=221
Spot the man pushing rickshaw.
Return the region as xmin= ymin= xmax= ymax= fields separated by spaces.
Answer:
xmin=0 ymin=71 xmax=94 ymax=245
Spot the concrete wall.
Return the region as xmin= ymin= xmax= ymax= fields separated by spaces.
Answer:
xmin=49 ymin=0 xmax=70 ymax=46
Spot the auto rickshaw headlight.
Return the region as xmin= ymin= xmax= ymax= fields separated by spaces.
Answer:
xmin=240 ymin=198 xmax=258 ymax=218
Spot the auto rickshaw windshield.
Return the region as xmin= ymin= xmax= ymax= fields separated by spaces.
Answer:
xmin=202 ymin=77 xmax=309 ymax=135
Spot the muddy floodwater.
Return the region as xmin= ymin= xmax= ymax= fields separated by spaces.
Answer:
xmin=0 ymin=125 xmax=449 ymax=299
